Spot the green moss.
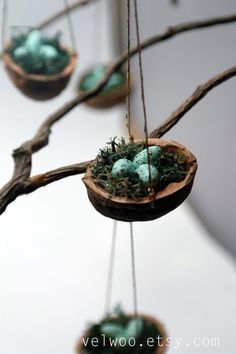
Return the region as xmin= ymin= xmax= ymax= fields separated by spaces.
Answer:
xmin=8 ymin=27 xmax=70 ymax=75
xmin=92 ymin=138 xmax=187 ymax=199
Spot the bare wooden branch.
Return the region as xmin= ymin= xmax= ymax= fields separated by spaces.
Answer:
xmin=149 ymin=65 xmax=236 ymax=138
xmin=0 ymin=160 xmax=92 ymax=215
xmin=1 ymin=13 xmax=236 ymax=215
xmin=25 ymin=160 xmax=93 ymax=193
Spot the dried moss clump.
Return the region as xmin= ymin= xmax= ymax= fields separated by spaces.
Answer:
xmin=92 ymin=138 xmax=187 ymax=199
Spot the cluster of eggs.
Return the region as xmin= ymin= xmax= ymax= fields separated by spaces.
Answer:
xmin=111 ymin=146 xmax=162 ymax=185
xmin=80 ymin=64 xmax=125 ymax=93
xmin=13 ymin=30 xmax=59 ymax=63
xmin=100 ymin=318 xmax=143 ymax=341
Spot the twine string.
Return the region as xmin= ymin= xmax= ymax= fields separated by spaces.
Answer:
xmin=125 ymin=0 xmax=133 ymax=141
xmin=105 ymin=221 xmax=117 ymax=315
xmin=130 ymin=222 xmax=138 ymax=317
xmin=105 ymin=221 xmax=138 ymax=319
xmin=133 ymin=0 xmax=153 ymax=191
xmin=63 ymin=0 xmax=77 ymax=52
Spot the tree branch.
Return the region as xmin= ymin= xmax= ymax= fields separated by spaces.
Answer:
xmin=25 ymin=160 xmax=92 ymax=193
xmin=0 ymin=161 xmax=92 ymax=215
xmin=149 ymin=65 xmax=236 ymax=138
xmin=1 ymin=13 xmax=236 ymax=214
xmin=26 ymin=160 xmax=92 ymax=191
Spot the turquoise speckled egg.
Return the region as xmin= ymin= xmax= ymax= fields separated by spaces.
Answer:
xmin=25 ymin=30 xmax=43 ymax=53
xmin=135 ymin=164 xmax=159 ymax=185
xmin=80 ymin=75 xmax=100 ymax=91
xmin=133 ymin=146 xmax=162 ymax=168
xmin=39 ymin=45 xmax=58 ymax=61
xmin=112 ymin=158 xmax=136 ymax=178
xmin=100 ymin=323 xmax=123 ymax=338
xmin=13 ymin=46 xmax=29 ymax=60
xmin=104 ymin=72 xmax=124 ymax=93
xmin=80 ymin=65 xmax=125 ymax=93
xmin=80 ymin=65 xmax=104 ymax=91
xmin=92 ymin=64 xmax=105 ymax=78
xmin=121 ymin=319 xmax=143 ymax=340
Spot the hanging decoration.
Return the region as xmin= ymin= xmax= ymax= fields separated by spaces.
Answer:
xmin=77 ymin=0 xmax=131 ymax=109
xmin=76 ymin=219 xmax=167 ymax=354
xmin=78 ymin=64 xmax=130 ymax=108
xmin=83 ymin=137 xmax=197 ymax=222
xmin=76 ymin=307 xmax=167 ymax=354
xmin=2 ymin=0 xmax=77 ymax=100
xmin=83 ymin=0 xmax=197 ymax=222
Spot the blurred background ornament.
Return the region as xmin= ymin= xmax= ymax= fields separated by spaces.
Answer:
xmin=3 ymin=27 xmax=77 ymax=100
xmin=78 ymin=64 xmax=130 ymax=108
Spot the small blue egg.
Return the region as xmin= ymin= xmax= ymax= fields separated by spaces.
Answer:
xmin=112 ymin=158 xmax=136 ymax=178
xmin=104 ymin=72 xmax=124 ymax=92
xmin=100 ymin=323 xmax=123 ymax=338
xmin=39 ymin=45 xmax=58 ymax=60
xmin=25 ymin=30 xmax=43 ymax=52
xmin=92 ymin=64 xmax=105 ymax=78
xmin=122 ymin=319 xmax=143 ymax=340
xmin=133 ymin=145 xmax=162 ymax=168
xmin=80 ymin=66 xmax=104 ymax=91
xmin=13 ymin=46 xmax=29 ymax=60
xmin=135 ymin=164 xmax=159 ymax=185
xmin=80 ymin=75 xmax=100 ymax=91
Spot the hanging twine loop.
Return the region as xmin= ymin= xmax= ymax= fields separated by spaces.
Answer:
xmin=105 ymin=221 xmax=139 ymax=319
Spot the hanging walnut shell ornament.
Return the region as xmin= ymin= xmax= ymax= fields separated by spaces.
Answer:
xmin=76 ymin=313 xmax=168 ymax=354
xmin=78 ymin=64 xmax=131 ymax=108
xmin=3 ymin=29 xmax=77 ymax=101
xmin=3 ymin=45 xmax=77 ymax=100
xmin=82 ymin=138 xmax=198 ymax=222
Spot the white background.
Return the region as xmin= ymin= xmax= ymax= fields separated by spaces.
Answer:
xmin=0 ymin=1 xmax=236 ymax=354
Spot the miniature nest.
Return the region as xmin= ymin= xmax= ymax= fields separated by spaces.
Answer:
xmin=82 ymin=138 xmax=197 ymax=222
xmin=3 ymin=43 xmax=77 ymax=101
xmin=79 ymin=65 xmax=131 ymax=109
xmin=76 ymin=313 xmax=167 ymax=354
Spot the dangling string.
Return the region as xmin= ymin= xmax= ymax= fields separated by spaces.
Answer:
xmin=130 ymin=222 xmax=138 ymax=317
xmin=104 ymin=221 xmax=138 ymax=318
xmin=133 ymin=0 xmax=153 ymax=192
xmin=125 ymin=0 xmax=133 ymax=142
xmin=91 ymin=0 xmax=103 ymax=63
xmin=105 ymin=221 xmax=117 ymax=315
xmin=133 ymin=0 xmax=148 ymax=143
xmin=63 ymin=0 xmax=77 ymax=52
xmin=1 ymin=0 xmax=8 ymax=51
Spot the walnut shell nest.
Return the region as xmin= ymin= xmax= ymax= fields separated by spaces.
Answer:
xmin=76 ymin=313 xmax=168 ymax=354
xmin=82 ymin=138 xmax=198 ymax=222
xmin=3 ymin=43 xmax=77 ymax=101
